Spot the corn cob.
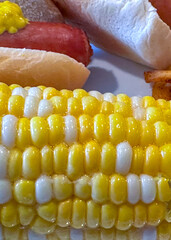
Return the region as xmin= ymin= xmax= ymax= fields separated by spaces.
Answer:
xmin=0 ymin=83 xmax=170 ymax=237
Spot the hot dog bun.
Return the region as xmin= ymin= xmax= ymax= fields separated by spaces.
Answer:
xmin=0 ymin=0 xmax=63 ymax=22
xmin=0 ymin=47 xmax=90 ymax=89
xmin=54 ymin=0 xmax=171 ymax=69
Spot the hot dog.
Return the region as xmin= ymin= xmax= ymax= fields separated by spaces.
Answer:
xmin=54 ymin=0 xmax=171 ymax=69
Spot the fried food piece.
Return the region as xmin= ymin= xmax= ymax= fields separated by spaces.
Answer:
xmin=152 ymin=82 xmax=171 ymax=100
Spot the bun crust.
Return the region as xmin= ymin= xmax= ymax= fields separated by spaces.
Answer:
xmin=54 ymin=0 xmax=171 ymax=69
xmin=0 ymin=47 xmax=90 ymax=89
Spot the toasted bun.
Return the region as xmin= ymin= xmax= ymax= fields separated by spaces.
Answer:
xmin=0 ymin=0 xmax=63 ymax=22
xmin=0 ymin=47 xmax=90 ymax=89
xmin=54 ymin=0 xmax=171 ymax=69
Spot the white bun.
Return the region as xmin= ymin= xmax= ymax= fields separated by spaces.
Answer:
xmin=0 ymin=47 xmax=90 ymax=89
xmin=0 ymin=0 xmax=63 ymax=22
xmin=54 ymin=0 xmax=171 ymax=69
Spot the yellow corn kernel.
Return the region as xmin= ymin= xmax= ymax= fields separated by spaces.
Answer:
xmin=101 ymin=203 xmax=117 ymax=229
xmin=160 ymin=144 xmax=171 ymax=178
xmin=14 ymin=180 xmax=35 ymax=205
xmin=143 ymin=96 xmax=156 ymax=108
xmin=53 ymin=143 xmax=68 ymax=174
xmin=67 ymin=144 xmax=84 ymax=180
xmin=60 ymin=89 xmax=73 ymax=99
xmin=92 ymin=173 xmax=109 ymax=204
xmin=16 ymin=118 xmax=31 ymax=150
xmin=9 ymin=84 xmax=20 ymax=90
xmin=126 ymin=118 xmax=140 ymax=146
xmin=114 ymin=102 xmax=132 ymax=118
xmin=78 ymin=114 xmax=93 ymax=143
xmin=82 ymin=96 xmax=100 ymax=116
xmin=23 ymin=147 xmax=41 ymax=180
xmin=85 ymin=141 xmax=100 ymax=174
xmin=72 ymin=199 xmax=86 ymax=228
xmin=131 ymin=147 xmax=144 ymax=175
xmin=43 ymin=87 xmax=59 ymax=100
xmin=146 ymin=107 xmax=164 ymax=123
xmin=94 ymin=114 xmax=109 ymax=142
xmin=0 ymin=93 xmax=8 ymax=115
xmin=1 ymin=202 xmax=19 ymax=227
xmin=110 ymin=174 xmax=127 ymax=205
xmin=157 ymin=178 xmax=171 ymax=202
xmin=87 ymin=200 xmax=101 ymax=228
xmin=48 ymin=114 xmax=64 ymax=145
xmin=156 ymin=99 xmax=169 ymax=109
xmin=18 ymin=205 xmax=35 ymax=226
xmin=148 ymin=202 xmax=166 ymax=226
xmin=3 ymin=227 xmax=21 ymax=240
xmin=30 ymin=117 xmax=49 ymax=148
xmin=117 ymin=94 xmax=131 ymax=105
xmin=8 ymin=149 xmax=22 ymax=181
xmin=57 ymin=200 xmax=72 ymax=227
xmin=31 ymin=217 xmax=55 ymax=234
xmin=8 ymin=95 xmax=24 ymax=117
xmin=50 ymin=96 xmax=67 ymax=115
xmin=109 ymin=114 xmax=126 ymax=145
xmin=41 ymin=146 xmax=53 ymax=175
xmin=37 ymin=201 xmax=57 ymax=223
xmin=67 ymin=97 xmax=82 ymax=116
xmin=101 ymin=143 xmax=116 ymax=175
xmin=140 ymin=121 xmax=155 ymax=146
xmin=100 ymin=101 xmax=114 ymax=115
xmin=164 ymin=109 xmax=171 ymax=125
xmin=133 ymin=203 xmax=147 ymax=228
xmin=0 ymin=83 xmax=11 ymax=97
xmin=53 ymin=175 xmax=73 ymax=201
xmin=116 ymin=204 xmax=133 ymax=231
xmin=74 ymin=175 xmax=91 ymax=200
xmin=154 ymin=121 xmax=170 ymax=146
xmin=144 ymin=146 xmax=160 ymax=176
xmin=73 ymin=89 xmax=88 ymax=99
xmin=38 ymin=85 xmax=46 ymax=91
xmin=55 ymin=227 xmax=70 ymax=240
xmin=157 ymin=221 xmax=171 ymax=240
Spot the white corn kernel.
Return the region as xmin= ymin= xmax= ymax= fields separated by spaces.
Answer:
xmin=103 ymin=93 xmax=115 ymax=103
xmin=89 ymin=91 xmax=103 ymax=101
xmin=35 ymin=176 xmax=52 ymax=204
xmin=2 ymin=115 xmax=18 ymax=148
xmin=12 ymin=87 xmax=27 ymax=98
xmin=24 ymin=96 xmax=39 ymax=118
xmin=0 ymin=180 xmax=12 ymax=204
xmin=0 ymin=145 xmax=9 ymax=179
xmin=140 ymin=174 xmax=156 ymax=204
xmin=133 ymin=107 xmax=146 ymax=120
xmin=131 ymin=96 xmax=143 ymax=108
xmin=28 ymin=87 xmax=42 ymax=99
xmin=116 ymin=142 xmax=132 ymax=175
xmin=64 ymin=115 xmax=77 ymax=145
xmin=127 ymin=174 xmax=140 ymax=204
xmin=38 ymin=99 xmax=53 ymax=117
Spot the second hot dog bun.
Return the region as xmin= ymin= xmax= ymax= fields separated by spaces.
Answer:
xmin=0 ymin=47 xmax=90 ymax=89
xmin=54 ymin=0 xmax=171 ymax=69
xmin=0 ymin=0 xmax=63 ymax=22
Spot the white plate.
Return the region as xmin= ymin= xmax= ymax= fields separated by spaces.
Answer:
xmin=84 ymin=45 xmax=153 ymax=97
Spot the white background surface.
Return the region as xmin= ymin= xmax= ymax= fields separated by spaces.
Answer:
xmin=84 ymin=45 xmax=153 ymax=97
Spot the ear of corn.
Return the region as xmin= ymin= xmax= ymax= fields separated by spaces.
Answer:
xmin=0 ymin=83 xmax=170 ymax=237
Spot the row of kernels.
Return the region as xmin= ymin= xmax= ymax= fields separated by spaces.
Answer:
xmin=3 ymin=174 xmax=169 ymax=206
xmin=0 ymin=200 xmax=168 ymax=230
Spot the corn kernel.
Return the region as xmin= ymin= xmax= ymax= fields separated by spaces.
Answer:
xmin=43 ymin=87 xmax=59 ymax=100
xmin=109 ymin=114 xmax=126 ymax=145
xmin=57 ymin=200 xmax=72 ymax=227
xmin=9 ymin=84 xmax=20 ymax=91
xmin=30 ymin=117 xmax=49 ymax=148
xmin=100 ymin=101 xmax=114 ymax=115
xmin=133 ymin=203 xmax=147 ymax=228
xmin=73 ymin=89 xmax=88 ymax=99
xmin=126 ymin=118 xmax=140 ymax=146
xmin=14 ymin=180 xmax=35 ymax=205
xmin=164 ymin=109 xmax=171 ymax=125
xmin=41 ymin=146 xmax=53 ymax=175
xmin=157 ymin=221 xmax=171 ymax=240
xmin=114 ymin=102 xmax=132 ymax=118
xmin=148 ymin=202 xmax=166 ymax=226
xmin=87 ymin=200 xmax=100 ymax=228
xmin=140 ymin=121 xmax=155 ymax=146
xmin=103 ymin=93 xmax=115 ymax=103
xmin=85 ymin=141 xmax=100 ymax=174
xmin=92 ymin=173 xmax=109 ymax=204
xmin=78 ymin=114 xmax=93 ymax=143
xmin=116 ymin=204 xmax=133 ymax=231
xmin=160 ymin=144 xmax=171 ymax=178
xmin=3 ymin=227 xmax=20 ymax=240
xmin=154 ymin=122 xmax=170 ymax=146
xmin=67 ymin=144 xmax=84 ymax=180
xmin=0 ymin=94 xmax=8 ymax=115
xmin=8 ymin=149 xmax=22 ymax=181
xmin=18 ymin=205 xmax=35 ymax=226
xmin=48 ymin=115 xmax=64 ymax=145
xmin=89 ymin=91 xmax=103 ymax=101
xmin=82 ymin=96 xmax=100 ymax=116
xmin=1 ymin=202 xmax=19 ymax=227
xmin=115 ymin=229 xmax=128 ymax=240
xmin=38 ymin=85 xmax=46 ymax=91
xmin=31 ymin=217 xmax=55 ymax=234
xmin=74 ymin=175 xmax=91 ymax=200
xmin=67 ymin=97 xmax=82 ymax=116
xmin=101 ymin=143 xmax=116 ymax=175
xmin=143 ymin=96 xmax=156 ymax=108
xmin=8 ymin=95 xmax=24 ymax=117
xmin=37 ymin=201 xmax=57 ymax=223
xmin=16 ymin=118 xmax=31 ymax=150
xmin=53 ymin=143 xmax=68 ymax=174
xmin=72 ymin=199 xmax=86 ymax=228
xmin=157 ymin=178 xmax=171 ymax=202
xmin=23 ymin=147 xmax=41 ymax=180
xmin=0 ymin=83 xmax=11 ymax=97
xmin=53 ymin=175 xmax=73 ymax=201
xmin=50 ymin=96 xmax=67 ymax=115
xmin=165 ymin=202 xmax=171 ymax=222
xmin=94 ymin=114 xmax=109 ymax=142
xmin=60 ymin=89 xmax=73 ymax=99
xmin=131 ymin=147 xmax=144 ymax=175
xmin=144 ymin=146 xmax=160 ymax=176
xmin=84 ymin=229 xmax=100 ymax=240
xmin=101 ymin=203 xmax=117 ymax=229
xmin=110 ymin=174 xmax=127 ymax=205
xmin=156 ymin=99 xmax=169 ymax=109
xmin=146 ymin=107 xmax=164 ymax=123
xmin=101 ymin=229 xmax=115 ymax=240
